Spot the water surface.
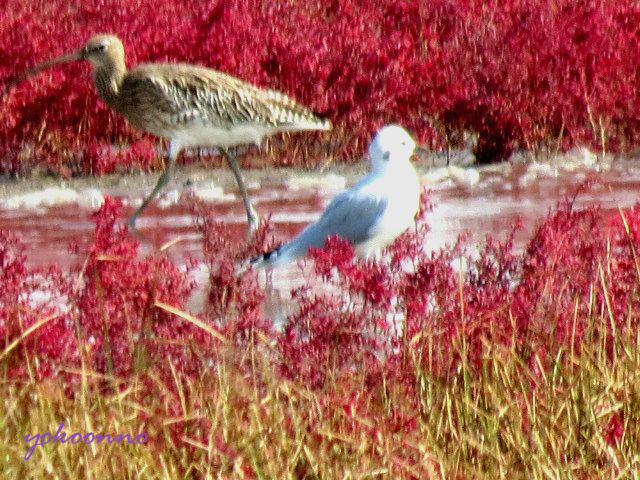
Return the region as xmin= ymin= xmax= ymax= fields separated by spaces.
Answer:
xmin=2 ymin=151 xmax=639 ymax=301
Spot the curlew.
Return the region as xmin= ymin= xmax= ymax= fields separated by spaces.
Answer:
xmin=248 ymin=124 xmax=420 ymax=270
xmin=12 ymin=34 xmax=331 ymax=235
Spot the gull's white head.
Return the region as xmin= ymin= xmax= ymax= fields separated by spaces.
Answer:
xmin=369 ymin=124 xmax=417 ymax=170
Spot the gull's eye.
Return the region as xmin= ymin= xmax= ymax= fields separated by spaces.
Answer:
xmin=96 ymin=44 xmax=107 ymax=52
xmin=383 ymin=151 xmax=390 ymax=161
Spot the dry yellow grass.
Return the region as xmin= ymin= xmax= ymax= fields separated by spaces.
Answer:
xmin=2 ymin=309 xmax=639 ymax=479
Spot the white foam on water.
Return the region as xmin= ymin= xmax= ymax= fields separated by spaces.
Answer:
xmin=421 ymin=166 xmax=452 ymax=186
xmin=518 ymin=162 xmax=558 ymax=187
xmin=285 ymin=173 xmax=346 ymax=192
xmin=269 ymin=211 xmax=321 ymax=224
xmin=157 ymin=189 xmax=182 ymax=209
xmin=422 ymin=166 xmax=480 ymax=188
xmin=123 ymin=197 xmax=143 ymax=208
xmin=78 ymin=188 xmax=105 ymax=210
xmin=562 ymin=146 xmax=598 ymax=170
xmin=3 ymin=187 xmax=79 ymax=210
xmin=190 ymin=181 xmax=236 ymax=202
xmin=246 ymin=179 xmax=261 ymax=190
xmin=2 ymin=186 xmax=105 ymax=211
xmin=447 ymin=166 xmax=481 ymax=188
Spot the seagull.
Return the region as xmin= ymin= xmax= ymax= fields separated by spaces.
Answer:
xmin=249 ymin=124 xmax=421 ymax=269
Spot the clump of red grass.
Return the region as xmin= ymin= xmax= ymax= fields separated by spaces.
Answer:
xmin=2 ymin=1 xmax=640 ymax=174
xmin=1 ymin=193 xmax=640 ymax=476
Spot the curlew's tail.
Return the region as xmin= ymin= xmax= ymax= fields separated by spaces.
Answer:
xmin=312 ymin=117 xmax=332 ymax=131
xmin=281 ymin=115 xmax=331 ymax=133
xmin=262 ymin=88 xmax=332 ymax=132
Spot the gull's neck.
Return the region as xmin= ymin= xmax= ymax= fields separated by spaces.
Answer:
xmin=371 ymin=154 xmax=413 ymax=177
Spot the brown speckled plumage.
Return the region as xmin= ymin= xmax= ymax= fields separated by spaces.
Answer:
xmin=98 ymin=62 xmax=330 ymax=137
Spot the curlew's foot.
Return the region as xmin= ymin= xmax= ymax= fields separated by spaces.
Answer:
xmin=127 ymin=215 xmax=144 ymax=240
xmin=245 ymin=206 xmax=261 ymax=240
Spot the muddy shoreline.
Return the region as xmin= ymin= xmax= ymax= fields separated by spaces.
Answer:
xmin=0 ymin=149 xmax=477 ymax=197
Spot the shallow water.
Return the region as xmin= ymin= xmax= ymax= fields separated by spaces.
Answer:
xmin=2 ymin=150 xmax=640 ymax=298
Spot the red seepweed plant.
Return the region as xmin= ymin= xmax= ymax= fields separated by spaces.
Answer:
xmin=1 ymin=191 xmax=640 ymax=475
xmin=3 ymin=0 xmax=640 ymax=175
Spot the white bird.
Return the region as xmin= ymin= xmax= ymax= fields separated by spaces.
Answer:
xmin=249 ymin=124 xmax=421 ymax=269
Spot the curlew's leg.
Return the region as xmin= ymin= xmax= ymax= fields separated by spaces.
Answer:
xmin=221 ymin=148 xmax=260 ymax=238
xmin=128 ymin=139 xmax=181 ymax=232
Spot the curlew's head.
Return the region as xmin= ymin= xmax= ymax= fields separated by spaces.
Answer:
xmin=79 ymin=34 xmax=125 ymax=69
xmin=9 ymin=34 xmax=125 ymax=87
xmin=369 ymin=124 xmax=417 ymax=171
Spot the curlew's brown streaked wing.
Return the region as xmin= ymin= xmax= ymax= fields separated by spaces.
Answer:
xmin=117 ymin=63 xmax=326 ymax=134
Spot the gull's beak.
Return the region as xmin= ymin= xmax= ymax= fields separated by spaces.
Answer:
xmin=7 ymin=49 xmax=83 ymax=90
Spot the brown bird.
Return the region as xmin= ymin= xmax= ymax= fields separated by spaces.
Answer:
xmin=12 ymin=33 xmax=331 ymax=235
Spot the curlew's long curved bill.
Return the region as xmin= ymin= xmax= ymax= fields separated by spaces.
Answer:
xmin=8 ymin=49 xmax=82 ymax=89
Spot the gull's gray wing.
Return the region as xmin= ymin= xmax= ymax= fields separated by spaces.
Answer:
xmin=282 ymin=191 xmax=388 ymax=259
